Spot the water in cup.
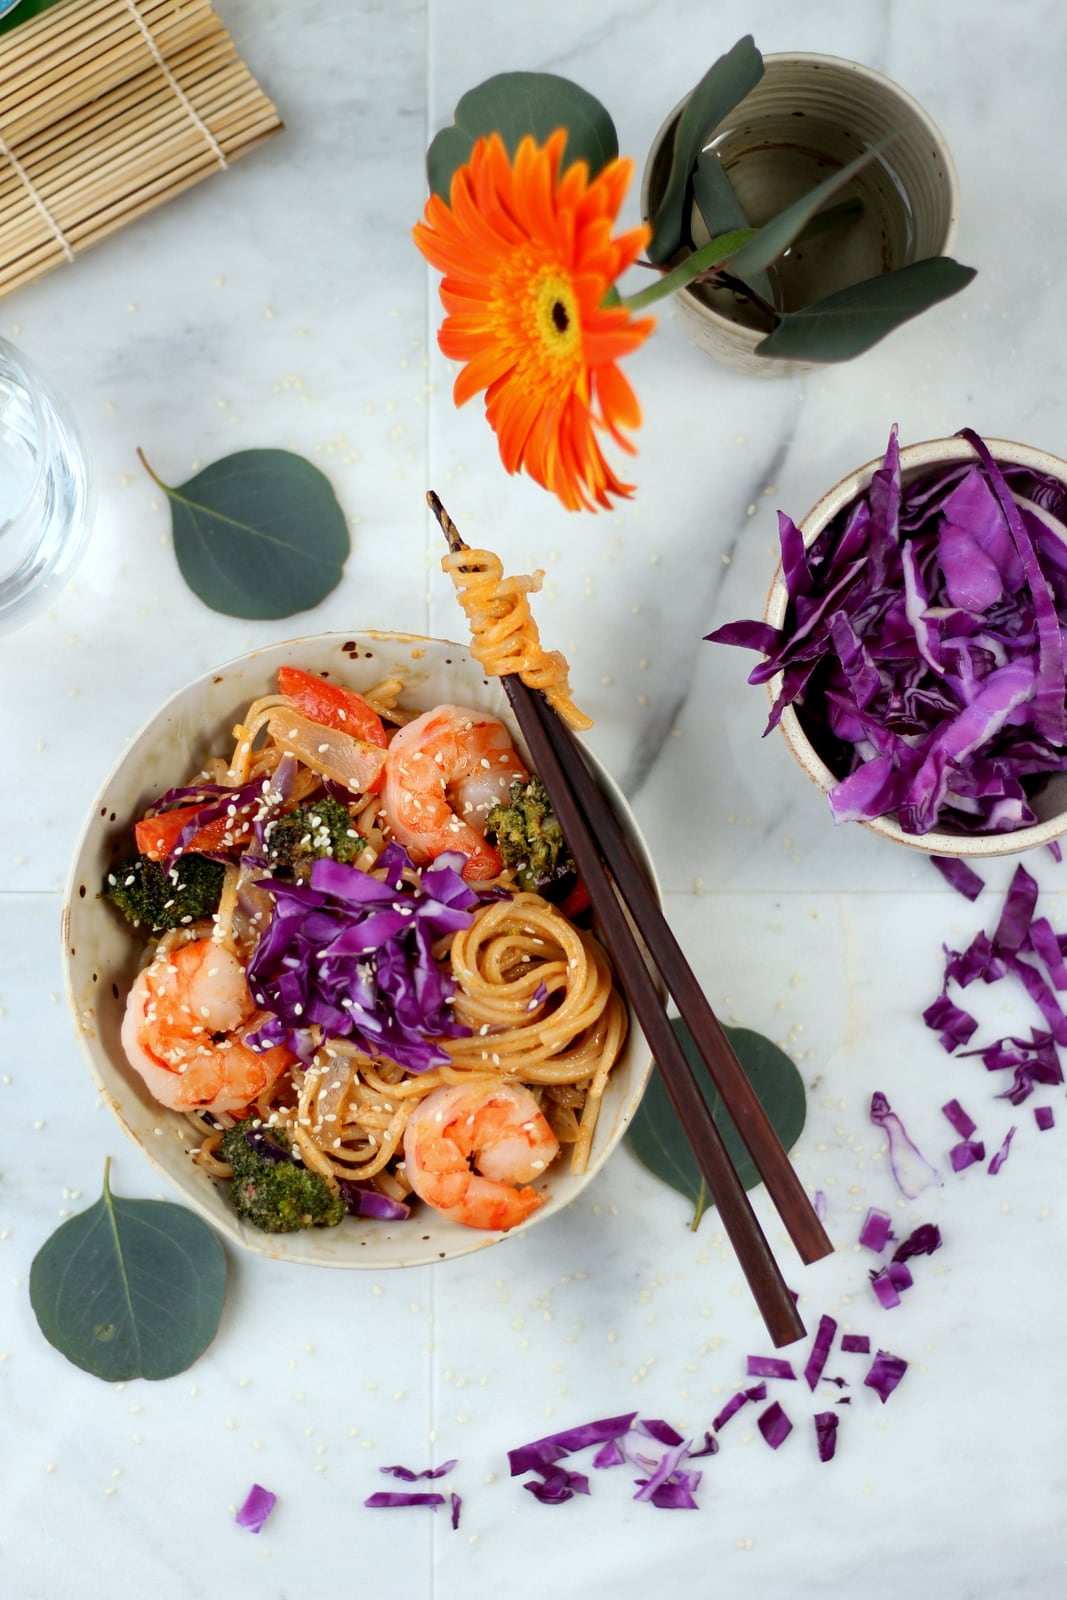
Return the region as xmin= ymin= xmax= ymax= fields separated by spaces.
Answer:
xmin=0 ymin=338 xmax=93 ymax=632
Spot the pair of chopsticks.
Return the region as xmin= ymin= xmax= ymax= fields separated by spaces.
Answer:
xmin=429 ymin=494 xmax=833 ymax=1349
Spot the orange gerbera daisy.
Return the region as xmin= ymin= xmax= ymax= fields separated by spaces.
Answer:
xmin=413 ymin=130 xmax=655 ymax=512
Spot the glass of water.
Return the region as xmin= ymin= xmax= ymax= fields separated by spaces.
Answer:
xmin=0 ymin=337 xmax=94 ymax=632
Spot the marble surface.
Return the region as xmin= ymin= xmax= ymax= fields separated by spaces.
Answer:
xmin=2 ymin=1 xmax=1067 ymax=1595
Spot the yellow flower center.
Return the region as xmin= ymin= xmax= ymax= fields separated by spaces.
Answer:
xmin=532 ymin=269 xmax=580 ymax=363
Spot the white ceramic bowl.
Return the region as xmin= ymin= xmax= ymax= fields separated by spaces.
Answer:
xmin=62 ymin=632 xmax=657 ymax=1266
xmin=764 ymin=437 xmax=1067 ymax=858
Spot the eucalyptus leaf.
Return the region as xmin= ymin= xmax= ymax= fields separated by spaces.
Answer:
xmin=427 ymin=72 xmax=618 ymax=199
xmin=626 ymin=1021 xmax=807 ymax=1230
xmin=727 ymin=136 xmax=890 ymax=281
xmin=755 ymin=256 xmax=977 ymax=362
xmin=140 ymin=447 xmax=350 ymax=620
xmin=647 ymin=36 xmax=764 ymax=265
xmin=692 ymin=151 xmax=774 ymax=310
xmin=29 ymin=1160 xmax=226 ymax=1381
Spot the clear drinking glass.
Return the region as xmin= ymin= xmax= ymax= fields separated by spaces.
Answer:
xmin=0 ymin=337 xmax=94 ymax=632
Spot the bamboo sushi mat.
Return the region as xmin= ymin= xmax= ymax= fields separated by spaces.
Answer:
xmin=0 ymin=0 xmax=283 ymax=299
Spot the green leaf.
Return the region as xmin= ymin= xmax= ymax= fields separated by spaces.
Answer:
xmin=140 ymin=447 xmax=350 ymax=620
xmin=0 ymin=0 xmax=64 ymax=38
xmin=622 ymin=226 xmax=754 ymax=313
xmin=427 ymin=72 xmax=618 ymax=199
xmin=647 ymin=36 xmax=764 ymax=265
xmin=625 ymin=1021 xmax=807 ymax=1230
xmin=692 ymin=151 xmax=774 ymax=309
xmin=29 ymin=1160 xmax=226 ymax=1381
xmin=727 ymin=136 xmax=890 ymax=281
xmin=755 ymin=255 xmax=977 ymax=362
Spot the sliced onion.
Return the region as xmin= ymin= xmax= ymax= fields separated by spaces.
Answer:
xmin=265 ymin=706 xmax=387 ymax=793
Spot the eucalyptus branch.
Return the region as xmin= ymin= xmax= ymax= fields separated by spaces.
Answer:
xmin=619 ymin=227 xmax=755 ymax=312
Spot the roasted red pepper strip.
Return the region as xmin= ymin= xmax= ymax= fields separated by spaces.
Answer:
xmin=557 ymin=878 xmax=591 ymax=920
xmin=134 ymin=805 xmax=240 ymax=862
xmin=277 ymin=666 xmax=389 ymax=748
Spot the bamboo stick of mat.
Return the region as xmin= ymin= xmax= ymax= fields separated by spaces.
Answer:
xmin=0 ymin=0 xmax=282 ymax=300
xmin=429 ymin=492 xmax=816 ymax=1349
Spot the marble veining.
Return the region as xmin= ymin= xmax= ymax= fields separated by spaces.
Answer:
xmin=3 ymin=2 xmax=1067 ymax=1596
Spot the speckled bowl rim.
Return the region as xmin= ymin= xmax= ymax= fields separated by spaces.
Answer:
xmin=762 ymin=437 xmax=1067 ymax=859
xmin=61 ymin=631 xmax=658 ymax=1267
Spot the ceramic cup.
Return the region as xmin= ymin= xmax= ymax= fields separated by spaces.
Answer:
xmin=764 ymin=437 xmax=1067 ymax=859
xmin=63 ymin=632 xmax=657 ymax=1267
xmin=640 ymin=53 xmax=960 ymax=377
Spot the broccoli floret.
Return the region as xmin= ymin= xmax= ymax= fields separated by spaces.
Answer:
xmin=103 ymin=852 xmax=225 ymax=934
xmin=264 ymin=796 xmax=364 ymax=880
xmin=219 ymin=1119 xmax=346 ymax=1233
xmin=485 ymin=776 xmax=577 ymax=897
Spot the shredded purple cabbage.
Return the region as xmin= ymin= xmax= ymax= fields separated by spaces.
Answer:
xmin=450 ymin=1491 xmax=461 ymax=1530
xmin=813 ymin=1410 xmax=839 ymax=1463
xmin=636 ymin=1418 xmax=686 ymax=1447
xmin=337 ymin=1181 xmax=412 ymax=1221
xmin=870 ymin=1268 xmax=902 ymax=1310
xmin=235 ymin=1483 xmax=277 ymax=1533
xmin=507 ymin=1413 xmax=637 ymax=1476
xmin=513 ymin=1411 xmax=711 ymax=1512
xmin=379 ymin=1458 xmax=457 ymax=1482
xmin=706 ymin=426 xmax=1067 ymax=836
xmin=869 ymin=1091 xmax=943 ymax=1198
xmin=246 ymin=844 xmax=478 ymax=1073
xmin=522 ymin=1467 xmax=591 ymax=1504
xmin=891 ymin=1223 xmax=942 ymax=1263
xmin=864 ymin=1350 xmax=908 ymax=1403
xmin=163 ymin=777 xmax=277 ymax=868
xmin=858 ymin=1208 xmax=894 ymax=1252
xmin=950 ymin=1138 xmax=986 ymax=1171
xmin=923 ymin=993 xmax=979 ymax=1052
xmin=745 ymin=1355 xmax=796 ymax=1381
xmin=757 ymin=1401 xmax=793 ymax=1449
xmin=802 ymin=1313 xmax=838 ymax=1391
xmin=1035 ymin=1104 xmax=1055 ymax=1131
xmin=840 ymin=1334 xmax=871 ymax=1354
xmin=941 ymin=1099 xmax=977 ymax=1139
xmin=364 ymin=1491 xmax=447 ymax=1510
xmin=711 ymin=1383 xmax=766 ymax=1432
xmin=930 ymin=856 xmax=985 ymax=900
xmin=988 ymin=1125 xmax=1017 ymax=1174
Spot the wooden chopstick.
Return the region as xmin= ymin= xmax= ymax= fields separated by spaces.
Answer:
xmin=525 ymin=689 xmax=833 ymax=1267
xmin=430 ymin=495 xmax=818 ymax=1348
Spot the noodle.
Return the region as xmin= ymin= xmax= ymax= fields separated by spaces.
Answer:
xmin=442 ymin=546 xmax=593 ymax=731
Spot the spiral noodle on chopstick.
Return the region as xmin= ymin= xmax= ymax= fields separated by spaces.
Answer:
xmin=441 ymin=546 xmax=593 ymax=731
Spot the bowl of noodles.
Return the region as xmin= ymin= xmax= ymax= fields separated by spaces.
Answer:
xmin=63 ymin=631 xmax=657 ymax=1268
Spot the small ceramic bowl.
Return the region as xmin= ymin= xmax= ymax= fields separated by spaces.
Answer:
xmin=62 ymin=633 xmax=657 ymax=1267
xmin=764 ymin=437 xmax=1067 ymax=858
xmin=641 ymin=52 xmax=960 ymax=376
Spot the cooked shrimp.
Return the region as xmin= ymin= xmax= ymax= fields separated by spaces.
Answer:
xmin=120 ymin=938 xmax=294 ymax=1114
xmin=379 ymin=703 xmax=527 ymax=881
xmin=402 ymin=1081 xmax=560 ymax=1231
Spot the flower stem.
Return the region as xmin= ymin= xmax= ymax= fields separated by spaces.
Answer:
xmin=619 ymin=227 xmax=755 ymax=311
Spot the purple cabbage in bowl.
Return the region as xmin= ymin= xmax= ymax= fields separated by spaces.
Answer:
xmin=708 ymin=427 xmax=1067 ymax=855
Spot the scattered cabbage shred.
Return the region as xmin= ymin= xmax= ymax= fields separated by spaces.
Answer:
xmin=234 ymin=1483 xmax=276 ymax=1534
xmin=707 ymin=426 xmax=1067 ymax=835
